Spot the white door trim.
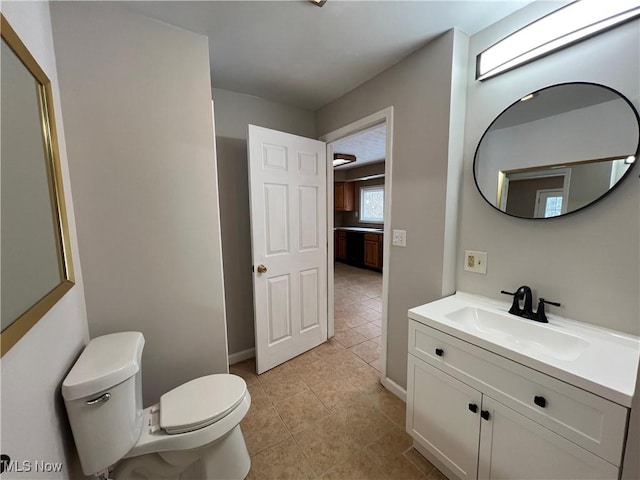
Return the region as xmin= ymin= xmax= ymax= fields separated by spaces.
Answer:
xmin=320 ymin=106 xmax=394 ymax=390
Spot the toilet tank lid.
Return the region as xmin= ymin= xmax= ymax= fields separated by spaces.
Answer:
xmin=62 ymin=332 xmax=144 ymax=401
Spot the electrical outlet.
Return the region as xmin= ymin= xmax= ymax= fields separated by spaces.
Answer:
xmin=392 ymin=229 xmax=406 ymax=247
xmin=464 ymin=250 xmax=487 ymax=274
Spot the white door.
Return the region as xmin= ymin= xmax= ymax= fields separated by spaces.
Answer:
xmin=478 ymin=396 xmax=618 ymax=480
xmin=407 ymin=356 xmax=482 ymax=480
xmin=247 ymin=125 xmax=327 ymax=374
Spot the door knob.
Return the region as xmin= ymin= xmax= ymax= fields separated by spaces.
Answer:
xmin=257 ymin=264 xmax=267 ymax=273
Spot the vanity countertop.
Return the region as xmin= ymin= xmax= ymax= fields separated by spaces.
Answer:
xmin=334 ymin=227 xmax=383 ymax=233
xmin=409 ymin=292 xmax=640 ymax=407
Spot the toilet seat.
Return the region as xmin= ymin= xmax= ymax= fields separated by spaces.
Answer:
xmin=160 ymin=374 xmax=247 ymax=434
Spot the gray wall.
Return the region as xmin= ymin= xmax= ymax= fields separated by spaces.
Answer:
xmin=458 ymin=6 xmax=639 ymax=336
xmin=336 ymin=161 xmax=386 ymax=182
xmin=51 ymin=3 xmax=228 ymax=405
xmin=457 ymin=4 xmax=639 ymax=478
xmin=0 ymin=2 xmax=89 ymax=478
xmin=316 ymin=29 xmax=469 ymax=389
xmin=212 ymin=88 xmax=316 ymax=358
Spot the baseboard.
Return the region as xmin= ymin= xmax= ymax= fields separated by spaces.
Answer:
xmin=381 ymin=376 xmax=407 ymax=402
xmin=228 ymin=348 xmax=255 ymax=365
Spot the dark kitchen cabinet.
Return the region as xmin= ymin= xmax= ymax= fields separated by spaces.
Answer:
xmin=335 ymin=182 xmax=355 ymax=212
xmin=335 ymin=230 xmax=347 ymax=261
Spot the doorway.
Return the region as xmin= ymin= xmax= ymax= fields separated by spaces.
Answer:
xmin=321 ymin=107 xmax=393 ymax=386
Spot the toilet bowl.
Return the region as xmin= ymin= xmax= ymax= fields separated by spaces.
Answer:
xmin=62 ymin=332 xmax=251 ymax=480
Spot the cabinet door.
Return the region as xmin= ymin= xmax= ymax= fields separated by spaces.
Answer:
xmin=478 ymin=396 xmax=618 ymax=480
xmin=343 ymin=182 xmax=355 ymax=211
xmin=364 ymin=239 xmax=379 ymax=268
xmin=364 ymin=233 xmax=382 ymax=270
xmin=407 ymin=355 xmax=482 ymax=480
xmin=335 ymin=183 xmax=345 ymax=211
xmin=335 ymin=232 xmax=347 ymax=260
xmin=334 ymin=182 xmax=355 ymax=212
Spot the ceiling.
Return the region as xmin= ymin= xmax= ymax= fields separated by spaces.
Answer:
xmin=120 ymin=0 xmax=533 ymax=111
xmin=332 ymin=123 xmax=386 ymax=170
xmin=491 ymin=84 xmax=623 ymax=130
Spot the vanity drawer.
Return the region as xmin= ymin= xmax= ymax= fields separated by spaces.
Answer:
xmin=409 ymin=320 xmax=629 ymax=466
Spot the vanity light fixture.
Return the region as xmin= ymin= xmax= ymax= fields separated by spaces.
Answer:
xmin=520 ymin=93 xmax=537 ymax=102
xmin=476 ymin=0 xmax=640 ymax=80
xmin=333 ymin=153 xmax=356 ymax=167
xmin=310 ymin=0 xmax=327 ymax=6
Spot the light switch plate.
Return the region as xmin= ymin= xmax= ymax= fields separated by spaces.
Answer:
xmin=464 ymin=250 xmax=487 ymax=274
xmin=392 ymin=229 xmax=406 ymax=247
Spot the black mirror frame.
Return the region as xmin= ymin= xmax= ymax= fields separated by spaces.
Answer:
xmin=473 ymin=82 xmax=640 ymax=220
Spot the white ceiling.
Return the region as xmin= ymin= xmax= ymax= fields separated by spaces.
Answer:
xmin=332 ymin=123 xmax=386 ymax=170
xmin=120 ymin=0 xmax=533 ymax=110
xmin=491 ymin=83 xmax=622 ymax=130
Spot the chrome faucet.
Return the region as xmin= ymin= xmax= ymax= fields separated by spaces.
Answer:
xmin=501 ymin=286 xmax=561 ymax=323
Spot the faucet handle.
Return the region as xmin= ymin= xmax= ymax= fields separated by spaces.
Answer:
xmin=501 ymin=289 xmax=523 ymax=315
xmin=535 ymin=298 xmax=561 ymax=323
xmin=540 ymin=298 xmax=561 ymax=307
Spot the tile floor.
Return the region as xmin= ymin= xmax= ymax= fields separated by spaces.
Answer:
xmin=332 ymin=263 xmax=384 ymax=372
xmin=229 ymin=263 xmax=448 ymax=480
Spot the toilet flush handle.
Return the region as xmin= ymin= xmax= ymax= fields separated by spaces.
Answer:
xmin=86 ymin=392 xmax=111 ymax=406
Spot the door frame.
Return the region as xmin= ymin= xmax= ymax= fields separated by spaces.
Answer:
xmin=499 ymin=168 xmax=571 ymax=212
xmin=320 ymin=106 xmax=394 ymax=389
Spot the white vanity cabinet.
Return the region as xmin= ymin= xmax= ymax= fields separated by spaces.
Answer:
xmin=407 ymin=319 xmax=628 ymax=480
xmin=477 ymin=395 xmax=618 ymax=480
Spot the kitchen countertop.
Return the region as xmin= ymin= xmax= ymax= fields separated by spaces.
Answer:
xmin=334 ymin=227 xmax=383 ymax=233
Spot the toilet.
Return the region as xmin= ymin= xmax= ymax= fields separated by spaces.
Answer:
xmin=62 ymin=332 xmax=251 ymax=480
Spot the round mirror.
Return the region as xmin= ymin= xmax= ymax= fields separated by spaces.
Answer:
xmin=473 ymin=83 xmax=639 ymax=219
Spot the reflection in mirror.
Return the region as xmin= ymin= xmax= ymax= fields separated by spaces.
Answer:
xmin=474 ymin=83 xmax=639 ymax=219
xmin=1 ymin=15 xmax=74 ymax=356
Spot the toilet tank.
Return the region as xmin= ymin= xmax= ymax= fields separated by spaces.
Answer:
xmin=62 ymin=332 xmax=145 ymax=476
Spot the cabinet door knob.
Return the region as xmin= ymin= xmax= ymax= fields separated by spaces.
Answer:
xmin=435 ymin=348 xmax=444 ymax=357
xmin=468 ymin=403 xmax=478 ymax=413
xmin=534 ymin=396 xmax=547 ymax=408
xmin=481 ymin=410 xmax=491 ymax=421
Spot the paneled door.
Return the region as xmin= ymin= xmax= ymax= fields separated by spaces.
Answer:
xmin=247 ymin=125 xmax=327 ymax=374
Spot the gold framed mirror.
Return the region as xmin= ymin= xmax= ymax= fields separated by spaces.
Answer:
xmin=1 ymin=14 xmax=75 ymax=356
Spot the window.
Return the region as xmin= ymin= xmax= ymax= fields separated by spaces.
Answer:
xmin=360 ymin=185 xmax=384 ymax=223
xmin=543 ymin=196 xmax=563 ymax=218
xmin=534 ymin=188 xmax=565 ymax=218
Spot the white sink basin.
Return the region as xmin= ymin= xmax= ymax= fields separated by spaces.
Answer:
xmin=445 ymin=306 xmax=590 ymax=361
xmin=408 ymin=292 xmax=640 ymax=407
